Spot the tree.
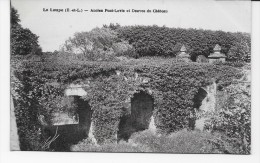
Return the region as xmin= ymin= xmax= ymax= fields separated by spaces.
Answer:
xmin=11 ymin=6 xmax=42 ymax=56
xmin=103 ymin=23 xmax=121 ymax=31
xmin=11 ymin=6 xmax=20 ymax=26
xmin=227 ymin=40 xmax=251 ymax=62
xmin=11 ymin=25 xmax=41 ymax=56
xmin=62 ymin=27 xmax=118 ymax=60
xmin=116 ymin=25 xmax=250 ymax=59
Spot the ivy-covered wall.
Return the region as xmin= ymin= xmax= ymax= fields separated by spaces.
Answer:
xmin=12 ymin=55 xmax=243 ymax=147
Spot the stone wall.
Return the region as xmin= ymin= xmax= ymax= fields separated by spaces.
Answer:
xmin=209 ymin=58 xmax=226 ymax=64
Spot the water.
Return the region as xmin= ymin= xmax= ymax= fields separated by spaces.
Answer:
xmin=148 ymin=116 xmax=156 ymax=133
xmin=88 ymin=122 xmax=98 ymax=145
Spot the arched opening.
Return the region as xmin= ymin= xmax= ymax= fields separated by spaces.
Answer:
xmin=118 ymin=91 xmax=154 ymax=141
xmin=189 ymin=88 xmax=208 ymax=130
xmin=42 ymin=96 xmax=92 ymax=151
xmin=193 ymin=88 xmax=208 ymax=109
xmin=131 ymin=91 xmax=154 ymax=130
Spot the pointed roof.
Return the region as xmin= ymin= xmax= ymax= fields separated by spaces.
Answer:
xmin=208 ymin=44 xmax=226 ymax=58
xmin=178 ymin=46 xmax=190 ymax=58
xmin=213 ymin=44 xmax=221 ymax=52
xmin=180 ymin=45 xmax=187 ymax=52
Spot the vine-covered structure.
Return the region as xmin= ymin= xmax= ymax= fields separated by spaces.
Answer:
xmin=11 ymin=54 xmax=243 ymax=150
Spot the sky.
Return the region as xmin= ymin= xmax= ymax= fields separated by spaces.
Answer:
xmin=11 ymin=0 xmax=251 ymax=52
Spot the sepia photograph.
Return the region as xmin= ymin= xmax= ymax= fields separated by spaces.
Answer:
xmin=10 ymin=0 xmax=252 ymax=154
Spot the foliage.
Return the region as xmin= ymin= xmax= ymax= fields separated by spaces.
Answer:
xmin=112 ymin=41 xmax=137 ymax=58
xmin=103 ymin=23 xmax=121 ymax=31
xmin=62 ymin=24 xmax=250 ymax=62
xmin=11 ymin=25 xmax=41 ymax=56
xmin=227 ymin=39 xmax=251 ymax=62
xmin=82 ymin=73 xmax=142 ymax=143
xmin=62 ymin=27 xmax=119 ymax=61
xmin=11 ymin=6 xmax=20 ymax=26
xmin=205 ymin=81 xmax=251 ymax=154
xmin=115 ymin=25 xmax=250 ymax=61
xmin=196 ymin=55 xmax=208 ymax=63
xmin=216 ymin=61 xmax=245 ymax=68
xmin=71 ymin=137 xmax=149 ymax=152
xmin=12 ymin=54 xmax=243 ymax=145
xmin=71 ymin=129 xmax=241 ymax=153
xmin=11 ymin=6 xmax=42 ymax=56
xmin=11 ymin=56 xmax=43 ymax=150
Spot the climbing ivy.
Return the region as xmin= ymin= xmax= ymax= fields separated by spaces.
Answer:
xmin=12 ymin=53 xmax=242 ymax=145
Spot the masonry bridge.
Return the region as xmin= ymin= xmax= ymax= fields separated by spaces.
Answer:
xmin=42 ymin=78 xmax=217 ymax=151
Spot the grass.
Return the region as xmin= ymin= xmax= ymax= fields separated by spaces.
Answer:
xmin=71 ymin=129 xmax=239 ymax=153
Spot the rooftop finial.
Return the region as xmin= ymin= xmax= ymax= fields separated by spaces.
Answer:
xmin=213 ymin=44 xmax=221 ymax=52
xmin=180 ymin=45 xmax=187 ymax=52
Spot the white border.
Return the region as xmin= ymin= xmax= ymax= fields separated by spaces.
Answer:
xmin=1 ymin=0 xmax=260 ymax=163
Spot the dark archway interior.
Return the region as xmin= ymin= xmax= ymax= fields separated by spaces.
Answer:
xmin=118 ymin=91 xmax=154 ymax=141
xmin=193 ymin=88 xmax=208 ymax=109
xmin=42 ymin=96 xmax=92 ymax=151
xmin=189 ymin=88 xmax=208 ymax=130
xmin=74 ymin=96 xmax=93 ymax=136
xmin=131 ymin=91 xmax=154 ymax=130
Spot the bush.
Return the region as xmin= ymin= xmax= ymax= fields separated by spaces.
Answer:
xmin=205 ymin=82 xmax=251 ymax=154
xmin=227 ymin=40 xmax=251 ymax=62
xmin=196 ymin=55 xmax=208 ymax=63
xmin=71 ymin=137 xmax=149 ymax=152
xmin=116 ymin=25 xmax=250 ymax=60
xmin=71 ymin=129 xmax=241 ymax=153
xmin=217 ymin=61 xmax=245 ymax=68
xmin=112 ymin=41 xmax=138 ymax=58
xmin=30 ymin=46 xmax=42 ymax=56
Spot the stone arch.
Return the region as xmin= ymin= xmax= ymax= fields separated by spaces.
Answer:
xmin=42 ymin=85 xmax=94 ymax=151
xmin=42 ymin=96 xmax=93 ymax=151
xmin=130 ymin=91 xmax=154 ymax=130
xmin=118 ymin=91 xmax=154 ymax=141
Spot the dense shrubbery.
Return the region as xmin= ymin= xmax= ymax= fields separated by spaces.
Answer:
xmin=11 ymin=56 xmax=43 ymax=150
xmin=62 ymin=24 xmax=250 ymax=62
xmin=71 ymin=129 xmax=241 ymax=153
xmin=205 ymin=82 xmax=251 ymax=154
xmin=227 ymin=39 xmax=251 ymax=62
xmin=115 ymin=25 xmax=250 ymax=61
